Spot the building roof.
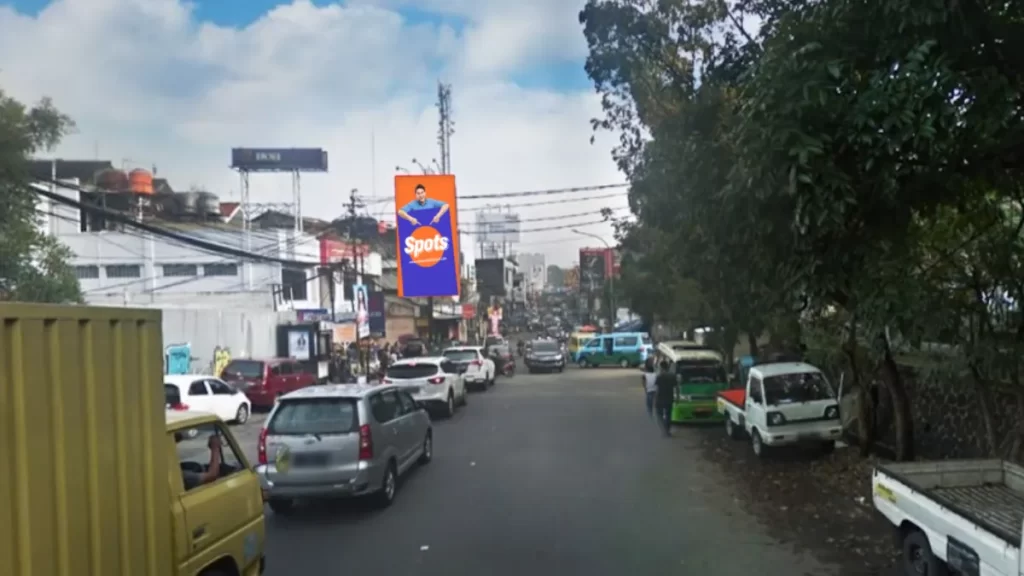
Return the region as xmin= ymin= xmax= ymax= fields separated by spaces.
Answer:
xmin=27 ymin=159 xmax=114 ymax=183
xmin=219 ymin=202 xmax=241 ymax=221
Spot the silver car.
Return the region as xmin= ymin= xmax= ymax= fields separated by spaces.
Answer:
xmin=255 ymin=384 xmax=432 ymax=513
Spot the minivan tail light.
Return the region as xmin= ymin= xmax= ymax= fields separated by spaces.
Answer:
xmin=358 ymin=424 xmax=373 ymax=460
xmin=170 ymin=403 xmax=189 ymax=411
xmin=469 ymin=360 xmax=482 ymax=367
xmin=257 ymin=428 xmax=268 ymax=465
xmin=427 ymin=376 xmax=445 ymax=384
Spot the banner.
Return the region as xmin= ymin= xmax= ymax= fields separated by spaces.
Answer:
xmin=394 ymin=174 xmax=460 ymax=298
xmin=368 ymin=292 xmax=386 ymax=337
xmin=353 ymin=284 xmax=370 ymax=339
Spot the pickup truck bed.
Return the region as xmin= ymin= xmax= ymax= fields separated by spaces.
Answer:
xmin=878 ymin=459 xmax=1024 ymax=545
xmin=718 ymin=389 xmax=746 ymax=407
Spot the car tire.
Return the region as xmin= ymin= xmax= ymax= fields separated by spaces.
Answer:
xmin=459 ymin=387 xmax=468 ymax=406
xmin=619 ymin=358 xmax=630 ymax=368
xmin=901 ymin=530 xmax=947 ymax=576
xmin=821 ymin=440 xmax=836 ymax=455
xmin=267 ymin=498 xmax=294 ymax=515
xmin=235 ymin=404 xmax=249 ymax=425
xmin=578 ymin=358 xmax=589 ymax=368
xmin=725 ymin=417 xmax=743 ymax=440
xmin=418 ymin=432 xmax=433 ymax=465
xmin=375 ymin=462 xmax=398 ymax=508
xmin=444 ymin=391 xmax=455 ymax=418
xmin=751 ymin=429 xmax=768 ymax=458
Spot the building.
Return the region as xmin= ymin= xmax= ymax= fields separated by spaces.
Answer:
xmin=514 ymin=252 xmax=546 ymax=294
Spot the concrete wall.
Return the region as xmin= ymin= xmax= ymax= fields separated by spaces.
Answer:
xmin=159 ymin=306 xmax=297 ymax=374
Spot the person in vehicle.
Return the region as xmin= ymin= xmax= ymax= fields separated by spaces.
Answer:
xmin=177 ymin=433 xmax=223 ymax=490
xmin=653 ymin=360 xmax=676 ymax=437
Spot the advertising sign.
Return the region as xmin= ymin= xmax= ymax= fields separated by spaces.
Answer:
xmin=368 ymin=292 xmax=386 ymax=337
xmin=319 ymin=238 xmax=371 ymax=264
xmin=394 ymin=175 xmax=460 ymax=298
xmin=488 ymin=305 xmax=502 ymax=335
xmin=461 ymin=303 xmax=476 ymax=319
xmin=230 ymin=148 xmax=328 ymax=172
xmin=579 ymin=248 xmax=609 ymax=290
xmin=353 ymin=284 xmax=370 ymax=339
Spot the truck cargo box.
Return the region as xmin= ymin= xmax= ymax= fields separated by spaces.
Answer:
xmin=0 ymin=303 xmax=171 ymax=576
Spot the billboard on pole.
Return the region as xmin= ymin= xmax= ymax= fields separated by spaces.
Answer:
xmin=230 ymin=148 xmax=328 ymax=172
xmin=579 ymin=248 xmax=608 ymax=290
xmin=394 ymin=174 xmax=461 ymax=298
xmin=475 ymin=211 xmax=520 ymax=243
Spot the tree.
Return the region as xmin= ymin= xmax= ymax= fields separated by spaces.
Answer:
xmin=546 ymin=265 xmax=566 ymax=288
xmin=0 ymin=89 xmax=82 ymax=303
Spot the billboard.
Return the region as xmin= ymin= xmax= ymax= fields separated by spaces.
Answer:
xmin=354 ymin=284 xmax=370 ymax=339
xmin=565 ymin=266 xmax=579 ymax=288
xmin=579 ymin=248 xmax=608 ymax=290
xmin=319 ymin=238 xmax=371 ymax=264
xmin=231 ymin=148 xmax=328 ymax=172
xmin=368 ymin=292 xmax=385 ymax=337
xmin=394 ymin=175 xmax=461 ymax=298
xmin=475 ymin=211 xmax=521 ymax=243
xmin=474 ymin=258 xmax=506 ymax=298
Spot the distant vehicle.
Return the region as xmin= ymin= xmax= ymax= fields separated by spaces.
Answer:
xmin=574 ymin=332 xmax=653 ymax=368
xmin=257 ymin=384 xmax=433 ymax=512
xmin=442 ymin=346 xmax=496 ymax=390
xmin=525 ymin=339 xmax=566 ymax=373
xmin=383 ymin=356 xmax=467 ymax=417
xmin=488 ymin=344 xmax=516 ymax=377
xmin=484 ymin=335 xmax=506 ymax=348
xmin=165 ymin=374 xmax=252 ymax=425
xmin=873 ymin=459 xmax=1024 ymax=576
xmin=220 ymin=357 xmax=317 ymax=410
xmin=656 ymin=342 xmax=727 ymax=423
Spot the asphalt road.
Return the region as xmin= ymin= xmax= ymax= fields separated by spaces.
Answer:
xmin=233 ymin=365 xmax=842 ymax=576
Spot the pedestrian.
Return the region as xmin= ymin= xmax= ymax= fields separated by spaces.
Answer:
xmin=642 ymin=357 xmax=658 ymax=419
xmin=654 ymin=360 xmax=676 ymax=437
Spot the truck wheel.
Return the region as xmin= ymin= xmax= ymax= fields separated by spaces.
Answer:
xmin=725 ymin=417 xmax=743 ymax=440
xmin=821 ymin=440 xmax=836 ymax=455
xmin=267 ymin=498 xmax=294 ymax=515
xmin=751 ymin=430 xmax=768 ymax=458
xmin=902 ymin=530 xmax=947 ymax=576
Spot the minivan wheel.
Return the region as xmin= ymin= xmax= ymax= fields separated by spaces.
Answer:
xmin=376 ymin=462 xmax=398 ymax=507
xmin=235 ymin=404 xmax=249 ymax=424
xmin=418 ymin=432 xmax=433 ymax=464
xmin=619 ymin=358 xmax=630 ymax=368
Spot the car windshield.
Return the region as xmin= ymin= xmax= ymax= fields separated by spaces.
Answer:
xmin=443 ymin=349 xmax=478 ymax=362
xmin=676 ymin=360 xmax=726 ymax=384
xmin=221 ymin=360 xmax=263 ymax=379
xmin=268 ymin=398 xmax=357 ymax=435
xmin=387 ymin=364 xmax=440 ymax=379
xmin=763 ymin=371 xmax=834 ymax=405
xmin=531 ymin=341 xmax=559 ymax=353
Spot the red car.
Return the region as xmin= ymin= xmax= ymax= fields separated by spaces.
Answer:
xmin=220 ymin=357 xmax=316 ymax=410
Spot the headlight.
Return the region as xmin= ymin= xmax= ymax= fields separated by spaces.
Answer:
xmin=825 ymin=405 xmax=840 ymax=420
xmin=767 ymin=412 xmax=786 ymax=426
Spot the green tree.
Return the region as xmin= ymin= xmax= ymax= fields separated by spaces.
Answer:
xmin=0 ymin=90 xmax=82 ymax=303
xmin=546 ymin=265 xmax=566 ymax=288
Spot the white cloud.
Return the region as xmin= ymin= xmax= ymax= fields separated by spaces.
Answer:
xmin=0 ymin=0 xmax=627 ymax=266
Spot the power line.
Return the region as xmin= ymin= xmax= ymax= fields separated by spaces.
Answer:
xmin=461 ymin=218 xmax=623 ymax=235
xmin=360 ymin=182 xmax=627 ymax=204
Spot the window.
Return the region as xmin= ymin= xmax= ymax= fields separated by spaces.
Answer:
xmin=763 ymin=372 xmax=834 ymax=405
xmin=749 ymin=377 xmax=764 ymax=403
xmin=585 ymin=338 xmax=602 ymax=349
xmin=165 ymin=384 xmax=182 ymax=407
xmin=208 ymin=379 xmax=234 ymax=395
xmin=163 ymin=264 xmax=197 ymax=277
xmin=105 ymin=264 xmax=141 ymax=278
xmin=676 ymin=360 xmax=727 ymax=384
xmin=267 ymin=398 xmax=357 ymax=435
xmin=442 ymin=349 xmax=479 ymax=362
xmin=614 ymin=336 xmax=639 ymax=347
xmin=73 ymin=265 xmax=100 ymax=279
xmin=280 ymin=268 xmax=308 ymax=300
xmin=440 ymin=360 xmax=458 ymax=374
xmin=641 ymin=335 xmax=652 ymax=345
xmin=397 ymin=392 xmax=416 ymax=415
xmin=386 ymin=364 xmax=439 ymax=379
xmin=221 ymin=360 xmax=263 ymax=379
xmin=531 ymin=341 xmax=559 ymax=353
xmin=369 ymin=391 xmax=399 ymax=423
xmin=173 ymin=422 xmax=246 ymax=493
xmin=188 ymin=380 xmax=208 ymax=395
xmin=270 ymin=363 xmax=293 ymax=376
xmin=204 ymin=263 xmax=238 ymax=277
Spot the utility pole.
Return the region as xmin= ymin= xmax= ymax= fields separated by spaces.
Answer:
xmin=347 ymin=188 xmax=371 ymax=375
xmin=431 ymin=80 xmax=455 ymax=344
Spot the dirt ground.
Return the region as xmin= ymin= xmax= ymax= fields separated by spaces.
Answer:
xmin=694 ymin=426 xmax=902 ymax=576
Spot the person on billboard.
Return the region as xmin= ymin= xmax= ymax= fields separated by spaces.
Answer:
xmin=397 ymin=183 xmax=450 ymax=226
xmin=356 ymin=288 xmax=369 ymax=330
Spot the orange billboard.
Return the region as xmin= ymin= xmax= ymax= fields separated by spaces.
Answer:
xmin=394 ymin=174 xmax=461 ymax=298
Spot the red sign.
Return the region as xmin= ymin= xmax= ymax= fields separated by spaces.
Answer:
xmin=461 ymin=304 xmax=475 ymax=319
xmin=579 ymin=247 xmax=617 ymax=278
xmin=319 ymin=238 xmax=371 ymax=264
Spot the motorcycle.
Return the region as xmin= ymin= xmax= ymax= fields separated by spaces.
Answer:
xmin=500 ymin=358 xmax=516 ymax=377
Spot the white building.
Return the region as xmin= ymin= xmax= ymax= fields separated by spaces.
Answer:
xmin=515 ymin=252 xmax=546 ymax=293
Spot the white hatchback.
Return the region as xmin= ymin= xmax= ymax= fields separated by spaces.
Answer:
xmin=383 ymin=357 xmax=466 ymax=418
xmin=441 ymin=346 xmax=495 ymax=390
xmin=164 ymin=374 xmax=252 ymax=425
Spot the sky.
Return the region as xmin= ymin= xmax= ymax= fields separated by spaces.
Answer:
xmin=0 ymin=0 xmax=629 ymax=267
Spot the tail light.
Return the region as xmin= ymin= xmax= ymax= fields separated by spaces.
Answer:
xmin=170 ymin=403 xmax=189 ymax=411
xmin=358 ymin=424 xmax=373 ymax=460
xmin=469 ymin=360 xmax=482 ymax=367
xmin=257 ymin=428 xmax=268 ymax=465
xmin=382 ymin=378 xmax=393 ymax=384
xmin=427 ymin=376 xmax=444 ymax=384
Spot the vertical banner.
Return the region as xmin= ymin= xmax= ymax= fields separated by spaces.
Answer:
xmin=394 ymin=175 xmax=460 ymax=297
xmin=353 ymin=284 xmax=370 ymax=339
xmin=368 ymin=291 xmax=386 ymax=337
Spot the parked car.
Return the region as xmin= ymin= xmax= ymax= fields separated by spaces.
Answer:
xmin=220 ymin=357 xmax=317 ymax=410
xmin=525 ymin=339 xmax=566 ymax=373
xmin=442 ymin=346 xmax=496 ymax=390
xmin=256 ymin=384 xmax=433 ymax=512
xmin=165 ymin=374 xmax=252 ymax=424
xmin=383 ymin=357 xmax=467 ymax=417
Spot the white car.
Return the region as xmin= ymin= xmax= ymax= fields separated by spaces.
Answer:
xmin=383 ymin=357 xmax=467 ymax=418
xmin=441 ymin=346 xmax=496 ymax=390
xmin=164 ymin=374 xmax=252 ymax=425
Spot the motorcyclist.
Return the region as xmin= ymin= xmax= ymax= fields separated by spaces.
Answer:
xmin=517 ymin=339 xmax=525 ymax=357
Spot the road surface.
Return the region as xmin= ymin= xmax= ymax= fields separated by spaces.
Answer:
xmin=235 ymin=365 xmax=840 ymax=576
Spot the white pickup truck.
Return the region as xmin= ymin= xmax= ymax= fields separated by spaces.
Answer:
xmin=873 ymin=459 xmax=1024 ymax=576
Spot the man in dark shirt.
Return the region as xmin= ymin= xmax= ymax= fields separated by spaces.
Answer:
xmin=654 ymin=360 xmax=677 ymax=437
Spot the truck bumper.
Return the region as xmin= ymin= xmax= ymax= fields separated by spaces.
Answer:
xmin=761 ymin=425 xmax=842 ymax=446
xmin=671 ymin=401 xmax=724 ymax=423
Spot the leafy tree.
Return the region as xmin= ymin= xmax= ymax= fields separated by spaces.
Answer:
xmin=0 ymin=90 xmax=82 ymax=303
xmin=545 ymin=265 xmax=566 ymax=288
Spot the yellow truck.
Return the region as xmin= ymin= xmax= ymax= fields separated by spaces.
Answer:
xmin=0 ymin=303 xmax=265 ymax=576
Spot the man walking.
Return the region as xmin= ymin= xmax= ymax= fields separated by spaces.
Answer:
xmin=642 ymin=357 xmax=658 ymax=418
xmin=654 ymin=360 xmax=676 ymax=437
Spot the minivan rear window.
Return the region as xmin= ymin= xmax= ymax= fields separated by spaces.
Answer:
xmin=221 ymin=360 xmax=263 ymax=379
xmin=164 ymin=384 xmax=181 ymax=406
xmin=387 ymin=364 xmax=440 ymax=379
xmin=268 ymin=399 xmax=357 ymax=435
xmin=443 ymin=349 xmax=478 ymax=362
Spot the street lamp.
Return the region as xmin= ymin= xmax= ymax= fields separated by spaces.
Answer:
xmin=395 ymin=165 xmax=411 ymax=174
xmin=573 ymin=229 xmax=615 ymax=328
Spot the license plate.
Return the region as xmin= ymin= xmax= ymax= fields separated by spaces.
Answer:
xmin=293 ymin=453 xmax=328 ymax=466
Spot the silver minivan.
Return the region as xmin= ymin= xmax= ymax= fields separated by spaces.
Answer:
xmin=255 ymin=384 xmax=433 ymax=513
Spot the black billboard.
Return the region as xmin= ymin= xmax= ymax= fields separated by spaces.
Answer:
xmin=231 ymin=148 xmax=328 ymax=172
xmin=368 ymin=292 xmax=386 ymax=337
xmin=579 ymin=251 xmax=606 ymax=291
xmin=475 ymin=258 xmax=505 ymax=299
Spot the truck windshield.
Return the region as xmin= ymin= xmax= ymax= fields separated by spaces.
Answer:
xmin=676 ymin=361 xmax=726 ymax=384
xmin=763 ymin=372 xmax=834 ymax=404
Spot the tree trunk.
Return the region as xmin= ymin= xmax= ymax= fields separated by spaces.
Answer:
xmin=844 ymin=319 xmax=875 ymax=456
xmin=878 ymin=331 xmax=915 ymax=461
xmin=747 ymin=332 xmax=759 ymax=358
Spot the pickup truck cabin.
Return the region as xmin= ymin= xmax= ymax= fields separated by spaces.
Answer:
xmin=874 ymin=459 xmax=1024 ymax=576
xmin=715 ymin=361 xmax=842 ymax=457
